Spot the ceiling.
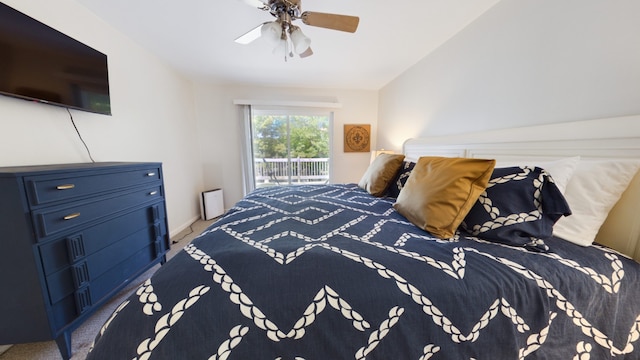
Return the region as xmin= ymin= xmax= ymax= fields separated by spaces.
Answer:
xmin=74 ymin=0 xmax=500 ymax=90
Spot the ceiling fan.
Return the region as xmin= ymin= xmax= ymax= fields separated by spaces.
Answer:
xmin=235 ymin=0 xmax=360 ymax=59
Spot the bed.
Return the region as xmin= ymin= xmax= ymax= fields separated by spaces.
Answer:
xmin=87 ymin=117 xmax=640 ymax=359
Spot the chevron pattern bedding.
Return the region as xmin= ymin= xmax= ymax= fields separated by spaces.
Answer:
xmin=87 ymin=184 xmax=640 ymax=359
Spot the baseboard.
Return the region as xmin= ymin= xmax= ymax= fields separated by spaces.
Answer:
xmin=169 ymin=215 xmax=201 ymax=239
xmin=0 ymin=345 xmax=12 ymax=355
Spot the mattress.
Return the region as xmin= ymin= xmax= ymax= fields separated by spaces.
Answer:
xmin=87 ymin=184 xmax=640 ymax=359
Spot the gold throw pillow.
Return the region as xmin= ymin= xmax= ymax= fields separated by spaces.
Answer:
xmin=358 ymin=153 xmax=405 ymax=197
xmin=394 ymin=156 xmax=496 ymax=238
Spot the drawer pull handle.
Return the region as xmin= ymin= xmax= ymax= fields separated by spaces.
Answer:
xmin=147 ymin=172 xmax=156 ymax=177
xmin=149 ymin=191 xmax=158 ymax=196
xmin=57 ymin=184 xmax=76 ymax=190
xmin=63 ymin=213 xmax=81 ymax=220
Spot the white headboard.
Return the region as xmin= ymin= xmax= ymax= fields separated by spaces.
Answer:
xmin=403 ymin=115 xmax=640 ymax=261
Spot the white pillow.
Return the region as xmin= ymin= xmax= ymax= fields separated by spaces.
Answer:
xmin=495 ymin=156 xmax=580 ymax=194
xmin=552 ymin=160 xmax=640 ymax=246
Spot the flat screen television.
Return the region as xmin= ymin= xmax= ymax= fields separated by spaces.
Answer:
xmin=0 ymin=3 xmax=111 ymax=115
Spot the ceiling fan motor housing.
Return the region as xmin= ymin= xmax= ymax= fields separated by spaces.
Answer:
xmin=268 ymin=0 xmax=300 ymax=20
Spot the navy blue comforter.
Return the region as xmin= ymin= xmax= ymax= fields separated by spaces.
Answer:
xmin=87 ymin=184 xmax=640 ymax=359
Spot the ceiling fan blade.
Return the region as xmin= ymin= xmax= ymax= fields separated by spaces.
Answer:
xmin=238 ymin=0 xmax=268 ymax=9
xmin=299 ymin=47 xmax=314 ymax=58
xmin=301 ymin=12 xmax=359 ymax=33
xmin=234 ymin=23 xmax=265 ymax=44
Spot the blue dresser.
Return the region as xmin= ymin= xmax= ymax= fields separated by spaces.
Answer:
xmin=0 ymin=162 xmax=170 ymax=359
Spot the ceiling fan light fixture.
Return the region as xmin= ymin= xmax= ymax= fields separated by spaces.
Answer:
xmin=272 ymin=38 xmax=293 ymax=60
xmin=261 ymin=21 xmax=283 ymax=45
xmin=289 ymin=27 xmax=311 ymax=55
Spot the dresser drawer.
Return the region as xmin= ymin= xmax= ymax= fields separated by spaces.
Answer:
xmin=44 ymin=225 xmax=158 ymax=305
xmin=33 ymin=185 xmax=163 ymax=240
xmin=48 ymin=245 xmax=158 ymax=329
xmin=39 ymin=203 xmax=166 ymax=275
xmin=26 ymin=166 xmax=161 ymax=207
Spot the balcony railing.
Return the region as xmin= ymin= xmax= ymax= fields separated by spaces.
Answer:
xmin=255 ymin=157 xmax=329 ymax=187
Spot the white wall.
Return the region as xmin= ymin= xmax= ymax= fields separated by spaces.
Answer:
xmin=192 ymin=83 xmax=378 ymax=206
xmin=0 ymin=0 xmax=204 ymax=235
xmin=377 ymin=0 xmax=640 ymax=150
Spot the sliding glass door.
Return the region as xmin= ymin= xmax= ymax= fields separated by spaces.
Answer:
xmin=251 ymin=108 xmax=331 ymax=188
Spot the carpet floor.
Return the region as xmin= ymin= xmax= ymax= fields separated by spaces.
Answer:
xmin=0 ymin=218 xmax=216 ymax=360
